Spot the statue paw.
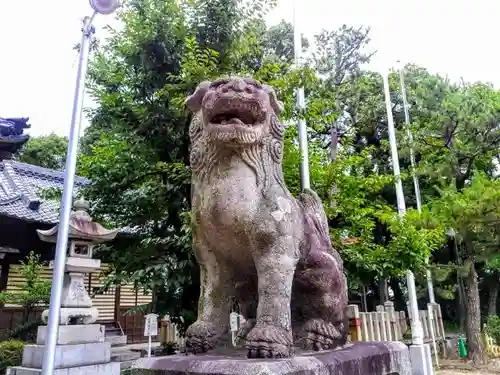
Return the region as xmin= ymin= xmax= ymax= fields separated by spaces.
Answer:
xmin=185 ymin=321 xmax=218 ymax=354
xmin=299 ymin=319 xmax=346 ymax=351
xmin=235 ymin=318 xmax=256 ymax=345
xmin=245 ymin=324 xmax=294 ymax=358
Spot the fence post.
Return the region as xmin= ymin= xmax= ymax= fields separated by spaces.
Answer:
xmin=368 ymin=311 xmax=375 ymax=341
xmin=373 ymin=311 xmax=381 ymax=341
xmin=420 ymin=310 xmax=428 ymax=341
xmin=360 ymin=312 xmax=369 ymax=341
xmin=347 ymin=304 xmax=362 ymax=342
xmin=376 ymin=305 xmax=388 ymax=341
xmin=401 ymin=310 xmax=408 ymax=334
xmin=432 ymin=303 xmax=445 ymax=340
xmin=384 ymin=301 xmax=395 ymax=341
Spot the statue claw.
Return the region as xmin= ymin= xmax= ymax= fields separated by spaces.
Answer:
xmin=185 ymin=321 xmax=218 ymax=354
xmin=299 ymin=319 xmax=346 ymax=352
xmin=245 ymin=325 xmax=293 ymax=358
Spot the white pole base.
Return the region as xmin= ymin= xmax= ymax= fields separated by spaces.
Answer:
xmin=409 ymin=344 xmax=434 ymax=375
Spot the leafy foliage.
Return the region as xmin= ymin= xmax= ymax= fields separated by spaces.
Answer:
xmin=78 ymin=0 xmax=450 ymax=330
xmin=79 ymin=0 xmax=307 ymax=330
xmin=0 ymin=340 xmax=24 ymax=375
xmin=0 ymin=252 xmax=51 ymax=318
xmin=17 ymin=133 xmax=68 ymax=170
xmin=0 ymin=252 xmax=51 ymax=342
xmin=72 ymin=2 xmax=500 ymax=364
xmin=485 ymin=315 xmax=500 ymax=345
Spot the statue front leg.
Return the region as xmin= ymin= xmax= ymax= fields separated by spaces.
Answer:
xmin=245 ymin=239 xmax=298 ymax=358
xmin=185 ymin=246 xmax=233 ymax=354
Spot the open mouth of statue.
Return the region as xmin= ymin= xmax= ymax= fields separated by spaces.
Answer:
xmin=208 ymin=105 xmax=265 ymax=128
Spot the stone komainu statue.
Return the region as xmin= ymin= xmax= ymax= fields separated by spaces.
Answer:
xmin=185 ymin=77 xmax=348 ymax=358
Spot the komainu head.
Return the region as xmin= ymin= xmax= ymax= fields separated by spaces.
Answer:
xmin=186 ymin=77 xmax=284 ymax=147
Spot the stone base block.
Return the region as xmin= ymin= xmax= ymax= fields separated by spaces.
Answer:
xmin=8 ymin=362 xmax=120 ymax=375
xmin=105 ymin=334 xmax=128 ymax=347
xmin=131 ymin=341 xmax=410 ymax=375
xmin=41 ymin=307 xmax=98 ymax=325
xmin=36 ymin=324 xmax=105 ymax=345
xmin=409 ymin=344 xmax=434 ymax=375
xmin=22 ymin=342 xmax=110 ymax=369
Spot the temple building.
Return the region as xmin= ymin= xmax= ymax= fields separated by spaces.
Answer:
xmin=0 ymin=117 xmax=151 ymax=344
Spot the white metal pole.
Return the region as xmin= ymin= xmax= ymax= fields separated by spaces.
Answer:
xmin=293 ymin=0 xmax=310 ymax=190
xmin=148 ymin=336 xmax=152 ymax=358
xmin=41 ymin=2 xmax=120 ymax=373
xmin=398 ymin=64 xmax=439 ymax=367
xmin=382 ymin=72 xmax=425 ymax=346
xmin=41 ymin=15 xmax=95 ymax=375
xmin=398 ymin=65 xmax=436 ymax=304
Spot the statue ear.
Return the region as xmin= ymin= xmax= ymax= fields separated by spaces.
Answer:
xmin=185 ymin=81 xmax=211 ymax=112
xmin=263 ymin=85 xmax=284 ymax=115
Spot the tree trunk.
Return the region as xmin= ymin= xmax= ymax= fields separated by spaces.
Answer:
xmin=379 ymin=278 xmax=388 ymax=304
xmin=457 ymin=276 xmax=467 ymax=332
xmin=488 ymin=273 xmax=499 ymax=316
xmin=361 ymin=285 xmax=368 ymax=312
xmin=464 ymin=261 xmax=487 ymax=365
xmin=389 ymin=277 xmax=406 ymax=312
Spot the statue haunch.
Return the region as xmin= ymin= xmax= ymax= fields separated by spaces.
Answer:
xmin=185 ymin=77 xmax=348 ymax=358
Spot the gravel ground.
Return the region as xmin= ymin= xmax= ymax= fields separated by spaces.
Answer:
xmin=438 ymin=358 xmax=500 ymax=374
xmin=440 ymin=372 xmax=491 ymax=375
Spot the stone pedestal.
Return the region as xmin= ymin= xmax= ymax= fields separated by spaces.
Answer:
xmin=409 ymin=344 xmax=433 ymax=375
xmin=130 ymin=341 xmax=411 ymax=375
xmin=8 ymin=325 xmax=120 ymax=375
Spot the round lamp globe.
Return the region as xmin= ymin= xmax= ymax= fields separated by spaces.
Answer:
xmin=89 ymin=0 xmax=120 ymax=15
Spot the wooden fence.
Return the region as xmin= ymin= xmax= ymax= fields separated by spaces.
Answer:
xmin=347 ymin=302 xmax=446 ymax=343
xmin=154 ymin=302 xmax=447 ymax=348
xmin=484 ymin=333 xmax=500 ymax=357
xmin=159 ymin=316 xmax=185 ymax=347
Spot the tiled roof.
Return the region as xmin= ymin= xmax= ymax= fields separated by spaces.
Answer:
xmin=0 ymin=160 xmax=90 ymax=224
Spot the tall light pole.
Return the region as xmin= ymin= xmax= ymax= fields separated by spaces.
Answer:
xmin=41 ymin=1 xmax=120 ymax=374
xmin=293 ymin=0 xmax=310 ymax=190
xmin=398 ymin=62 xmax=439 ymax=367
xmin=381 ymin=71 xmax=434 ymax=375
xmin=397 ymin=63 xmax=436 ymax=303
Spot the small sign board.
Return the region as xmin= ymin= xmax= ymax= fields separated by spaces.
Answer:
xmin=230 ymin=312 xmax=239 ymax=332
xmin=144 ymin=313 xmax=159 ymax=337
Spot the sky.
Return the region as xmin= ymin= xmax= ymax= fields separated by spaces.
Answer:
xmin=0 ymin=0 xmax=499 ymax=137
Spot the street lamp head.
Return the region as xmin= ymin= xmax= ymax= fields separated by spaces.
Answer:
xmin=395 ymin=60 xmax=406 ymax=72
xmin=89 ymin=0 xmax=120 ymax=15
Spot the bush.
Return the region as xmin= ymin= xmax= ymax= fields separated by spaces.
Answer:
xmin=485 ymin=315 xmax=500 ymax=345
xmin=0 ymin=340 xmax=24 ymax=374
xmin=161 ymin=341 xmax=179 ymax=355
xmin=9 ymin=319 xmax=43 ymax=343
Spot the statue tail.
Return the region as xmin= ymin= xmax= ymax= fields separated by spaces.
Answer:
xmin=298 ymin=188 xmax=330 ymax=239
xmin=298 ymin=188 xmax=342 ymax=264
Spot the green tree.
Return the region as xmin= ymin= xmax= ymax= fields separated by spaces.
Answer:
xmin=411 ymin=78 xmax=500 ymax=365
xmin=78 ymin=0 xmax=304 ymax=330
xmin=77 ymin=2 xmax=495 ymax=361
xmin=483 ymin=254 xmax=500 ymax=316
xmin=0 ymin=252 xmax=51 ymax=341
xmin=0 ymin=252 xmax=51 ymax=319
xmin=17 ymin=133 xmax=68 ymax=170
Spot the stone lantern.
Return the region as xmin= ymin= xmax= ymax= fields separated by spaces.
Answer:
xmin=9 ymin=199 xmax=122 ymax=375
xmin=36 ymin=198 xmax=120 ymax=325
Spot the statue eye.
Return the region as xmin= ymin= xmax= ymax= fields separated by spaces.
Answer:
xmin=244 ymin=78 xmax=262 ymax=89
xmin=210 ymin=78 xmax=230 ymax=89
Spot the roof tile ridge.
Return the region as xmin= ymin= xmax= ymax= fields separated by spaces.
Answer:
xmin=9 ymin=160 xmax=90 ymax=185
xmin=0 ymin=161 xmax=22 ymax=205
xmin=3 ymin=160 xmax=40 ymax=210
